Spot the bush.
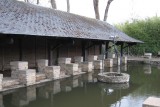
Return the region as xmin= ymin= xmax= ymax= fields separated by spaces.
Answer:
xmin=116 ymin=16 xmax=160 ymax=56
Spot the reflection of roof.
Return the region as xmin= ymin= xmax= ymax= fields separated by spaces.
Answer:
xmin=0 ymin=0 xmax=143 ymax=43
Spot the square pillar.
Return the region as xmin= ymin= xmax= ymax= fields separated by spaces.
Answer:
xmin=36 ymin=59 xmax=48 ymax=72
xmin=44 ymin=66 xmax=60 ymax=79
xmin=18 ymin=69 xmax=36 ymax=86
xmin=10 ymin=61 xmax=28 ymax=71
xmin=94 ymin=60 xmax=103 ymax=70
xmin=81 ymin=62 xmax=93 ymax=72
xmin=88 ymin=55 xmax=98 ymax=61
xmin=104 ymin=58 xmax=113 ymax=67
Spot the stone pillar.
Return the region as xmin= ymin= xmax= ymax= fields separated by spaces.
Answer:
xmin=144 ymin=53 xmax=152 ymax=64
xmin=97 ymin=55 xmax=105 ymax=60
xmin=44 ymin=66 xmax=60 ymax=79
xmin=104 ymin=59 xmax=113 ymax=67
xmin=18 ymin=69 xmax=36 ymax=86
xmin=0 ymin=74 xmax=3 ymax=90
xmin=122 ymin=56 xmax=127 ymax=64
xmin=81 ymin=62 xmax=93 ymax=72
xmin=94 ymin=60 xmax=103 ymax=69
xmin=74 ymin=56 xmax=83 ymax=72
xmin=113 ymin=58 xmax=120 ymax=66
xmin=87 ymin=55 xmax=98 ymax=61
xmin=58 ymin=57 xmax=71 ymax=64
xmin=74 ymin=56 xmax=83 ymax=63
xmin=10 ymin=61 xmax=28 ymax=71
xmin=36 ymin=59 xmax=48 ymax=72
xmin=58 ymin=57 xmax=71 ymax=76
xmin=65 ymin=63 xmax=79 ymax=75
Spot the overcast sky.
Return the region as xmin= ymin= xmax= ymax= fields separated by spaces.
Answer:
xmin=19 ymin=0 xmax=160 ymax=24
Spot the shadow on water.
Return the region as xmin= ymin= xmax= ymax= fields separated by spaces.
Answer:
xmin=1 ymin=63 xmax=160 ymax=107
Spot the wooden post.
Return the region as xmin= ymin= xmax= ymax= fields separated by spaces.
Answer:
xmin=127 ymin=44 xmax=130 ymax=56
xmin=35 ymin=37 xmax=37 ymax=67
xmin=99 ymin=43 xmax=102 ymax=54
xmin=19 ymin=38 xmax=22 ymax=61
xmin=47 ymin=39 xmax=51 ymax=66
xmin=121 ymin=43 xmax=124 ymax=57
xmin=105 ymin=42 xmax=109 ymax=58
xmin=82 ymin=41 xmax=87 ymax=61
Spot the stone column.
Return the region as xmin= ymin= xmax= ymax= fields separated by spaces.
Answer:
xmin=113 ymin=58 xmax=120 ymax=66
xmin=44 ymin=66 xmax=60 ymax=79
xmin=58 ymin=57 xmax=71 ymax=76
xmin=81 ymin=62 xmax=93 ymax=72
xmin=74 ymin=56 xmax=83 ymax=63
xmin=94 ymin=60 xmax=103 ymax=69
xmin=104 ymin=59 xmax=113 ymax=68
xmin=65 ymin=63 xmax=79 ymax=75
xmin=36 ymin=59 xmax=48 ymax=72
xmin=122 ymin=56 xmax=127 ymax=64
xmin=87 ymin=55 xmax=98 ymax=61
xmin=18 ymin=69 xmax=36 ymax=86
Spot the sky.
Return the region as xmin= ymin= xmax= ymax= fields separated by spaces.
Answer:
xmin=18 ymin=0 xmax=160 ymax=24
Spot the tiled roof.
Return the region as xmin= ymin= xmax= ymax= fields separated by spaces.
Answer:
xmin=0 ymin=0 xmax=143 ymax=43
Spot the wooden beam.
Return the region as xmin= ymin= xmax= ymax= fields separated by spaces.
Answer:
xmin=19 ymin=38 xmax=22 ymax=61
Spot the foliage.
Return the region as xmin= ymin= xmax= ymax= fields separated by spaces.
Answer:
xmin=116 ymin=16 xmax=160 ymax=55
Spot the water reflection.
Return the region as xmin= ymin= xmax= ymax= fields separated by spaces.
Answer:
xmin=12 ymin=86 xmax=36 ymax=106
xmin=1 ymin=63 xmax=160 ymax=107
xmin=0 ymin=95 xmax=4 ymax=107
xmin=143 ymin=65 xmax=152 ymax=74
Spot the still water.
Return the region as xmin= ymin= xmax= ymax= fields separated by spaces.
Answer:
xmin=1 ymin=63 xmax=160 ymax=107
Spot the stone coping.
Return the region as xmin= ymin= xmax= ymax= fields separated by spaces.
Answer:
xmin=143 ymin=97 xmax=160 ymax=107
xmin=98 ymin=72 xmax=130 ymax=83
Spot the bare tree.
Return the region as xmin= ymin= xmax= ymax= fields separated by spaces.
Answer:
xmin=93 ymin=0 xmax=100 ymax=20
xmin=51 ymin=0 xmax=57 ymax=9
xmin=66 ymin=0 xmax=70 ymax=12
xmin=24 ymin=0 xmax=29 ymax=2
xmin=103 ymin=0 xmax=113 ymax=21
xmin=37 ymin=0 xmax=39 ymax=4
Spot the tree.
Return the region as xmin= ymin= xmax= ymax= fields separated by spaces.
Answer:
xmin=93 ymin=0 xmax=100 ymax=20
xmin=51 ymin=0 xmax=57 ymax=9
xmin=66 ymin=0 xmax=70 ymax=12
xmin=37 ymin=0 xmax=39 ymax=4
xmin=103 ymin=0 xmax=114 ymax=21
xmin=93 ymin=0 xmax=114 ymax=21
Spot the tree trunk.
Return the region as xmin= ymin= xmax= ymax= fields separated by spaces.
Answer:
xmin=93 ymin=0 xmax=100 ymax=20
xmin=66 ymin=0 xmax=70 ymax=12
xmin=37 ymin=0 xmax=39 ymax=4
xmin=24 ymin=0 xmax=29 ymax=2
xmin=51 ymin=0 xmax=57 ymax=9
xmin=103 ymin=0 xmax=113 ymax=21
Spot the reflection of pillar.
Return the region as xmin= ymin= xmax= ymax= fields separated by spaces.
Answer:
xmin=143 ymin=65 xmax=152 ymax=74
xmin=38 ymin=87 xmax=49 ymax=99
xmin=60 ymin=79 xmax=72 ymax=92
xmin=12 ymin=86 xmax=36 ymax=107
xmin=53 ymin=80 xmax=61 ymax=94
xmin=0 ymin=94 xmax=4 ymax=107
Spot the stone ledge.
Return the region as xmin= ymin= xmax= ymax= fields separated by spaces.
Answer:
xmin=143 ymin=97 xmax=160 ymax=107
